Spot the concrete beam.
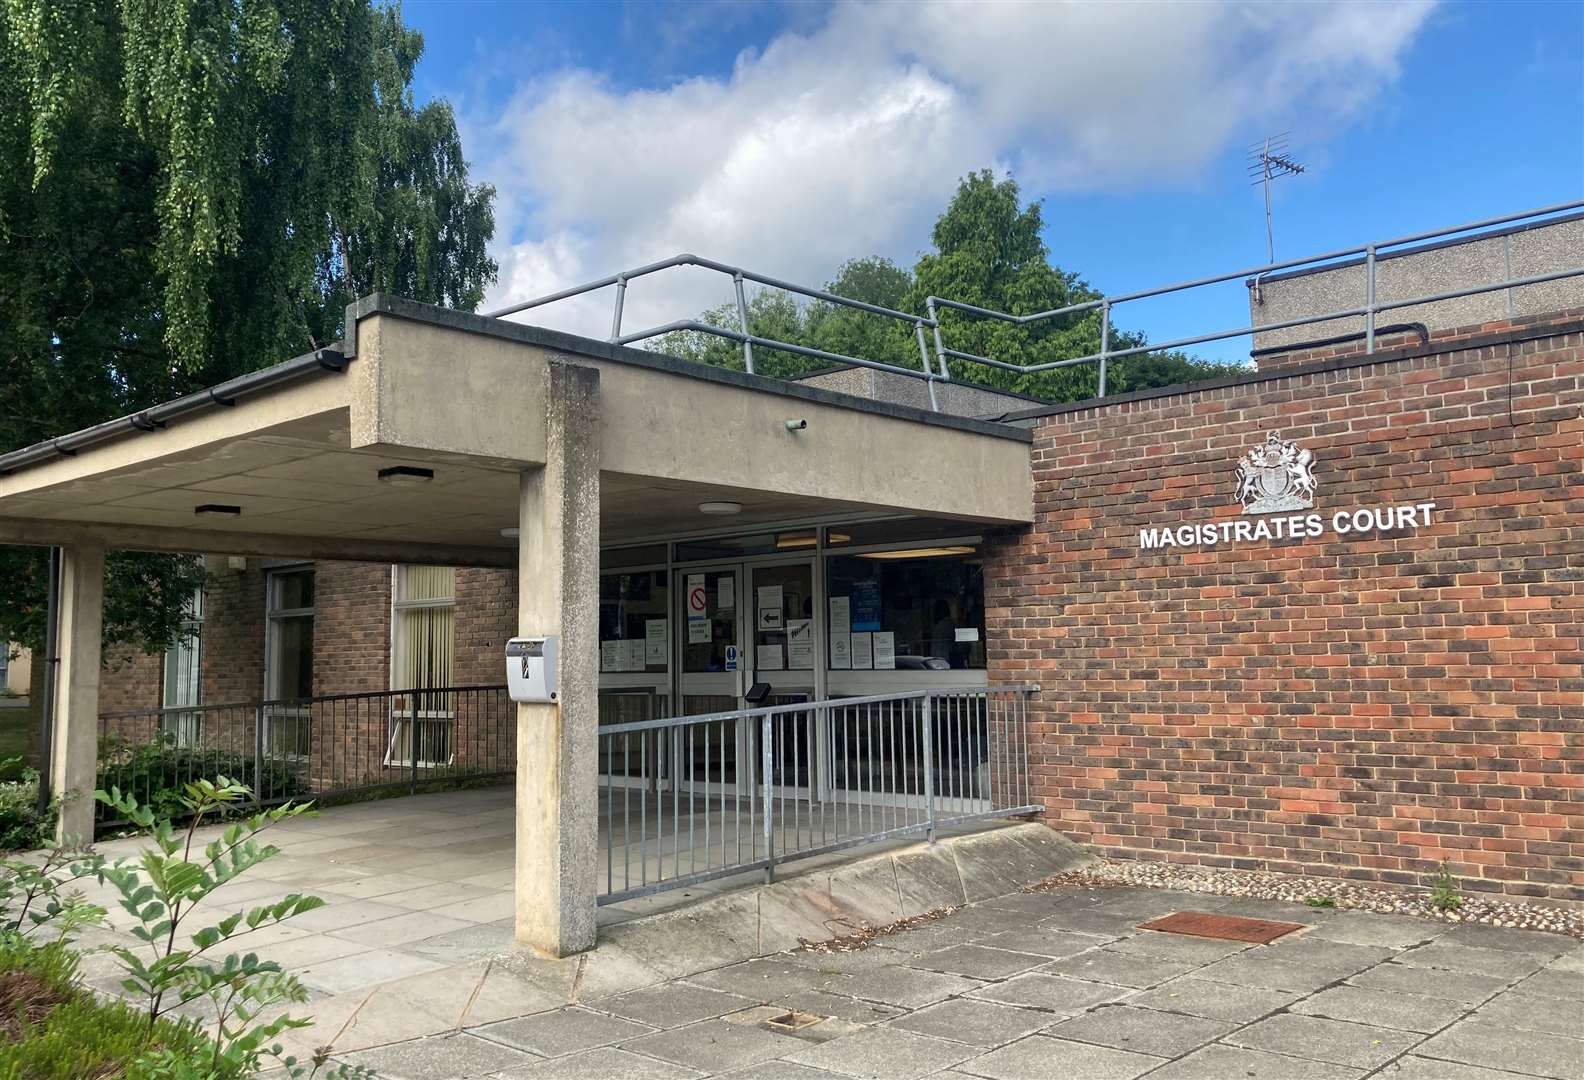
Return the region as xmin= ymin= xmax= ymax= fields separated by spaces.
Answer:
xmin=514 ymin=360 xmax=601 ymax=957
xmin=0 ymin=518 xmax=512 ymax=568
xmin=51 ymin=545 xmax=104 ymax=844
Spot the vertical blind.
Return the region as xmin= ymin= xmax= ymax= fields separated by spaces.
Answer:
xmin=394 ymin=566 xmax=456 ymax=692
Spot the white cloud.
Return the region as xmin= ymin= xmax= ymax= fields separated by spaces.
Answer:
xmin=473 ymin=0 xmax=1434 ymax=338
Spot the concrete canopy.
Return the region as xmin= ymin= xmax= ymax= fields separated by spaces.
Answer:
xmin=0 ymin=295 xmax=1033 ymax=563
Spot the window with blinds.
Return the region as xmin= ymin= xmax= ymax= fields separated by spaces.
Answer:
xmin=387 ymin=565 xmax=456 ymax=767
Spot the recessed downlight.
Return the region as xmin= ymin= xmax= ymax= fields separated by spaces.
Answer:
xmin=698 ymin=501 xmax=742 ymax=515
xmin=500 ymin=527 xmax=520 ymax=538
xmin=378 ymin=465 xmax=435 ymax=485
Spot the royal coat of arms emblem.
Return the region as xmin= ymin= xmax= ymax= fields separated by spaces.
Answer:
xmin=1235 ymin=432 xmax=1317 ymax=514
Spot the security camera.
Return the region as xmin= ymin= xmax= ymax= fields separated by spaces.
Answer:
xmin=785 ymin=418 xmax=807 ymax=431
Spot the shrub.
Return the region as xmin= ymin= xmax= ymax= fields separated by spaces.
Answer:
xmin=95 ymin=736 xmax=309 ymax=835
xmin=0 ymin=762 xmax=53 ymax=851
xmin=0 ymin=937 xmax=212 ymax=1080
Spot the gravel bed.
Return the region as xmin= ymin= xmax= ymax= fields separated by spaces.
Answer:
xmin=1031 ymin=859 xmax=1583 ymax=938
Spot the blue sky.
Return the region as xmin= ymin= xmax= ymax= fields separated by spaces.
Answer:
xmin=402 ymin=0 xmax=1584 ymax=364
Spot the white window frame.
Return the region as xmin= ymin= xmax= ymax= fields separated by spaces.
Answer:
xmin=385 ymin=565 xmax=457 ymax=769
xmin=161 ymin=585 xmax=204 ymax=748
xmin=264 ymin=566 xmax=315 ymax=759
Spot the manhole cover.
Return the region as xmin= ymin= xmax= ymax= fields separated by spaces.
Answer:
xmin=764 ymin=1010 xmax=823 ymax=1032
xmin=1139 ymin=911 xmax=1306 ymax=944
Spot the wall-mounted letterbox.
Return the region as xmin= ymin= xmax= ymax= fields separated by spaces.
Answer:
xmin=506 ymin=636 xmax=558 ymax=703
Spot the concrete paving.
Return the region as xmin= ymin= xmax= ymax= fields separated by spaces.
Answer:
xmin=66 ymin=787 xmax=1584 ymax=1079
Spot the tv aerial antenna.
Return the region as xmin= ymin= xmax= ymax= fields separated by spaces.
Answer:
xmin=1248 ymin=133 xmax=1305 ymax=264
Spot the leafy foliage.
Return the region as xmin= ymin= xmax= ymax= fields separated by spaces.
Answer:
xmin=0 ymin=0 xmax=496 ymax=655
xmin=1429 ymin=861 xmax=1463 ymax=912
xmin=95 ymin=735 xmax=310 ymax=835
xmin=0 ymin=760 xmax=52 ymax=851
xmin=657 ymin=170 xmax=1248 ymax=404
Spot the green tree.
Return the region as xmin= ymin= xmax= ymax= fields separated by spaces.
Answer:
xmin=0 ymin=0 xmax=496 ymax=658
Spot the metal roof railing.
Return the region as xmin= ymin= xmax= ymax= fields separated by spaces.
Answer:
xmin=492 ymin=199 xmax=1584 ymax=412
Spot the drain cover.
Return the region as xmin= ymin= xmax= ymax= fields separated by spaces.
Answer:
xmin=1139 ymin=911 xmax=1305 ymax=944
xmin=765 ymin=1010 xmax=823 ymax=1032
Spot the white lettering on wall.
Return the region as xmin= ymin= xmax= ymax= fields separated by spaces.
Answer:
xmin=1139 ymin=502 xmax=1437 ymax=551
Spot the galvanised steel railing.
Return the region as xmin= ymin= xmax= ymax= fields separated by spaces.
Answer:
xmin=595 ymin=685 xmax=1040 ymax=904
xmin=96 ymin=685 xmax=513 ymax=830
xmin=486 ymin=200 xmax=1584 ymax=408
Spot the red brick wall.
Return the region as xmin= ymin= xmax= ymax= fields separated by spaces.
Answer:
xmin=311 ymin=562 xmax=392 ymax=696
xmin=455 ymin=567 xmax=516 ymax=687
xmin=99 ymin=646 xmax=162 ymax=715
xmin=987 ymin=322 xmax=1584 ymax=901
xmin=203 ymin=562 xmax=265 ymax=706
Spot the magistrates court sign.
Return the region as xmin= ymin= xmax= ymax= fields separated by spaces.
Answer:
xmin=1138 ymin=432 xmax=1439 ymax=551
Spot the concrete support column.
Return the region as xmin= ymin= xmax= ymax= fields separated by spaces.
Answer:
xmin=51 ymin=545 xmax=105 ymax=845
xmin=515 ymin=360 xmax=601 ymax=957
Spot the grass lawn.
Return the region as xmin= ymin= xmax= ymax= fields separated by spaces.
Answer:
xmin=0 ymin=705 xmax=33 ymax=780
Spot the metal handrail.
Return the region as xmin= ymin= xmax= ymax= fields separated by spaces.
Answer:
xmin=487 ymin=200 xmax=1584 ymax=410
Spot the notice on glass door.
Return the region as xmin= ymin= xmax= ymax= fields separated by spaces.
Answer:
xmin=829 ymin=631 xmax=852 ymax=669
xmin=829 ymin=595 xmax=851 ymax=632
xmin=686 ymin=573 xmax=710 ymax=643
xmin=645 ymin=619 xmax=668 ymax=666
xmin=756 ymin=644 xmax=785 ymax=671
xmin=756 ymin=585 xmax=783 ymax=630
xmin=872 ymin=631 xmax=896 ymax=670
xmin=787 ymin=619 xmax=814 ymax=670
xmin=850 ymin=632 xmax=873 ymax=670
xmin=717 ymin=576 xmax=734 ymax=610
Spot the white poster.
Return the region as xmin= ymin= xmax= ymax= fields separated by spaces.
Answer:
xmin=622 ymin=639 xmax=646 ymax=672
xmin=686 ymin=573 xmax=710 ymax=643
xmin=872 ymin=631 xmax=896 ymax=671
xmin=851 ymin=632 xmax=873 ymax=670
xmin=954 ymin=627 xmax=980 ymax=643
xmin=756 ymin=585 xmax=784 ymax=630
xmin=787 ymin=619 xmax=814 ymax=670
xmin=645 ymin=619 xmax=668 ymax=666
xmin=755 ymin=644 xmax=785 ymax=671
xmin=829 ymin=596 xmax=851 ymax=632
xmin=600 ymin=640 xmax=619 ymax=672
xmin=717 ymin=576 xmax=735 ymax=610
xmin=829 ymin=631 xmax=852 ymax=670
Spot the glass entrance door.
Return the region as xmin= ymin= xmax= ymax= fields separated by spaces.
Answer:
xmin=677 ymin=566 xmax=744 ymax=716
xmin=747 ymin=560 xmax=817 ymax=789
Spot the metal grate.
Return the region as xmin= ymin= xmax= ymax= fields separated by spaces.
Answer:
xmin=1138 ymin=911 xmax=1306 ymax=944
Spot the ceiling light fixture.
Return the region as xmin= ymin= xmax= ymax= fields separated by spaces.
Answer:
xmin=500 ymin=527 xmax=520 ymax=539
xmin=856 ymin=545 xmax=976 ymax=561
xmin=194 ymin=504 xmax=242 ymax=517
xmin=698 ymin=501 xmax=742 ymax=515
xmin=378 ymin=465 xmax=435 ymax=485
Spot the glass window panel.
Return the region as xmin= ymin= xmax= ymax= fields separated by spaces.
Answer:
xmin=601 ymin=544 xmax=667 ymax=570
xmin=824 ymin=519 xmax=981 ymax=548
xmin=599 ymin=570 xmax=669 ymax=673
xmin=270 ymin=614 xmax=314 ymax=698
xmin=395 ymin=565 xmax=455 ymax=603
xmin=681 ymin=569 xmax=739 ymax=673
xmin=268 ymin=569 xmax=314 ymax=611
xmin=674 ymin=531 xmax=813 ymax=561
xmin=826 ymin=551 xmax=985 ymax=671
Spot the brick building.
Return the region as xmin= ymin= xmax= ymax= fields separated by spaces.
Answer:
xmin=6 ymin=204 xmax=1579 ymax=953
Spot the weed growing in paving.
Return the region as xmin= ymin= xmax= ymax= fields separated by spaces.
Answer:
xmin=1429 ymin=861 xmax=1464 ymax=912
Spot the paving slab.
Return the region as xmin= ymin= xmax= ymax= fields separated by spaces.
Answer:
xmin=401 ymin=918 xmax=517 ymax=965
xmin=771 ymin=989 xmax=902 ymax=1026
xmin=1225 ymin=1013 xmax=1424 ymax=1070
xmin=1552 ymin=945 xmax=1584 ymax=973
xmin=473 ymin=1005 xmax=656 ymax=1057
xmin=1468 ymin=990 xmax=1582 ymax=1038
xmin=692 ymin=958 xmax=849 ymax=1003
xmin=1106 ymin=930 xmax=1251 ymax=965
xmin=716 ymin=1063 xmax=851 ymax=1080
xmin=1128 ymin=976 xmax=1300 ymax=1024
xmin=905 ymin=944 xmax=1047 ymax=980
xmin=335 ymin=1032 xmax=538 ymax=1079
xmin=1414 ymin=1019 xmax=1584 ymax=1080
xmin=967 ymin=973 xmax=1130 ymax=1014
xmin=1145 ymin=1043 xmax=1366 ymax=1080
xmin=886 ymin=998 xmax=1050 ymax=1047
xmin=785 ymin=1026 xmax=979 ymax=1079
xmin=1437 ymin=924 xmax=1575 ymax=957
xmin=1261 ymin=937 xmax=1395 ymax=979
xmin=494 ymin=1045 xmax=704 ymax=1079
xmin=1039 ymin=948 xmax=1195 ymax=988
xmin=1376 ymin=1055 xmax=1540 ymax=1080
xmin=838 ymin=965 xmax=982 ymax=1009
xmin=1044 ymin=1005 xmax=1234 ymax=1058
xmin=957 ymin=1034 xmax=1164 ymax=1080
xmin=1292 ymin=983 xmax=1468 ymax=1033
xmin=1515 ymin=968 xmax=1584 ymax=1001
xmin=1195 ymin=952 xmax=1346 ymax=994
xmin=596 ymin=982 xmax=760 ymax=1028
xmin=1033 ymin=907 xmax=1139 ymax=939
xmin=295 ymin=947 xmax=447 ymax=995
xmin=973 ymin=926 xmax=1106 ymax=960
xmin=1346 ymin=961 xmax=1512 ymax=1004
xmin=1303 ymin=914 xmax=1446 ymax=950
xmin=621 ymin=1016 xmax=810 ymax=1073
xmin=331 ymin=910 xmax=477 ymax=948
xmin=1395 ymin=941 xmax=1548 ymax=980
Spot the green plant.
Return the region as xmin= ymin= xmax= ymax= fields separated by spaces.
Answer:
xmin=1304 ymin=895 xmax=1337 ymax=909
xmin=95 ymin=735 xmax=309 ymax=835
xmin=1429 ymin=861 xmax=1463 ymax=912
xmin=0 ymin=935 xmax=213 ymax=1080
xmin=0 ymin=761 xmax=54 ymax=851
xmin=0 ymin=846 xmax=105 ymax=946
